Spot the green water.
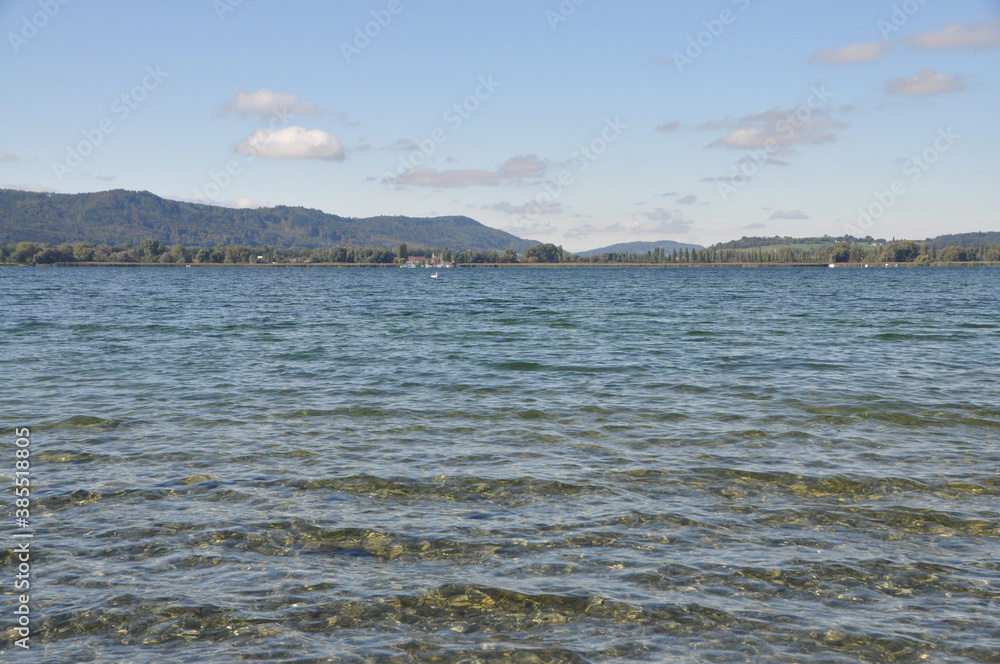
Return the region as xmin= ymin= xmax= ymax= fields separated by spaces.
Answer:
xmin=2 ymin=267 xmax=998 ymax=662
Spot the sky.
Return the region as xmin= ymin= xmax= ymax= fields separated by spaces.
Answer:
xmin=1 ymin=0 xmax=998 ymax=251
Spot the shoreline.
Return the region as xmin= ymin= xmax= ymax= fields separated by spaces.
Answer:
xmin=4 ymin=262 xmax=1000 ymax=269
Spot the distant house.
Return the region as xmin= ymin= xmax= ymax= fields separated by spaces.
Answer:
xmin=401 ymin=254 xmax=454 ymax=269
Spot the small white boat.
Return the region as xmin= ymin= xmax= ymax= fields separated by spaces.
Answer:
xmin=828 ymin=263 xmax=836 ymax=268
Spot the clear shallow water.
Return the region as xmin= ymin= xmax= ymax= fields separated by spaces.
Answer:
xmin=1 ymin=267 xmax=999 ymax=663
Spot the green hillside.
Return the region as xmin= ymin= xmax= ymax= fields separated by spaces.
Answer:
xmin=0 ymin=189 xmax=535 ymax=251
xmin=926 ymin=232 xmax=1000 ymax=249
xmin=577 ymin=239 xmax=703 ymax=258
xmin=709 ymin=235 xmax=876 ymax=252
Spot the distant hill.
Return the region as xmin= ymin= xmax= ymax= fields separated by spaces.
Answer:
xmin=926 ymin=231 xmax=1000 ymax=249
xmin=710 ymin=233 xmax=1000 ymax=252
xmin=709 ymin=235 xmax=871 ymax=251
xmin=577 ymin=239 xmax=703 ymax=258
xmin=0 ymin=189 xmax=536 ymax=251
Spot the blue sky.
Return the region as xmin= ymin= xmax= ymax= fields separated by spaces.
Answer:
xmin=1 ymin=0 xmax=998 ymax=251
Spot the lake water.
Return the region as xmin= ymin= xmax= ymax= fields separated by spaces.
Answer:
xmin=2 ymin=267 xmax=998 ymax=663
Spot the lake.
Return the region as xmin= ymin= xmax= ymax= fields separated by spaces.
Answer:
xmin=2 ymin=267 xmax=998 ymax=663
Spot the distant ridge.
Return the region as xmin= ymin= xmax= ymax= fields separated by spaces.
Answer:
xmin=0 ymin=188 xmax=536 ymax=251
xmin=709 ymin=233 xmax=1000 ymax=251
xmin=710 ymin=235 xmax=858 ymax=250
xmin=927 ymin=231 xmax=1000 ymax=249
xmin=577 ymin=239 xmax=703 ymax=258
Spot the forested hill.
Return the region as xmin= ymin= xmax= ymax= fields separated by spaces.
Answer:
xmin=0 ymin=189 xmax=536 ymax=251
xmin=577 ymin=240 xmax=703 ymax=258
xmin=927 ymin=231 xmax=1000 ymax=249
xmin=710 ymin=232 xmax=1000 ymax=252
xmin=710 ymin=235 xmax=861 ymax=251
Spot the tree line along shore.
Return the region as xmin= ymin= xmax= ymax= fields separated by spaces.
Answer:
xmin=3 ymin=238 xmax=999 ymax=267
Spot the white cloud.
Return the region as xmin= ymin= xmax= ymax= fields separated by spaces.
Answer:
xmin=387 ymin=166 xmax=501 ymax=188
xmin=498 ymin=155 xmax=547 ymax=178
xmin=236 ymin=126 xmax=345 ymax=161
xmin=222 ymin=89 xmax=324 ymax=118
xmin=677 ymin=194 xmax=698 ymax=205
xmin=770 ymin=210 xmax=810 ymax=220
xmin=705 ymin=108 xmax=845 ymax=154
xmin=811 ymin=41 xmax=890 ymax=64
xmin=0 ymin=153 xmax=18 ymax=162
xmin=384 ymin=155 xmax=546 ymax=188
xmin=908 ymin=19 xmax=1000 ymax=50
xmin=886 ymin=68 xmax=965 ymax=97
xmin=656 ymin=121 xmax=681 ymax=132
